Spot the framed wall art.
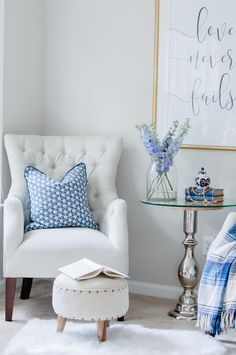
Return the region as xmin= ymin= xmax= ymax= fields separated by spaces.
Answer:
xmin=152 ymin=0 xmax=236 ymax=150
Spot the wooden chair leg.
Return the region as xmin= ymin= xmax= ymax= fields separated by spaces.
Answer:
xmin=20 ymin=278 xmax=33 ymax=300
xmin=97 ymin=320 xmax=107 ymax=342
xmin=57 ymin=316 xmax=67 ymax=332
xmin=117 ymin=316 xmax=124 ymax=321
xmin=5 ymin=278 xmax=17 ymax=321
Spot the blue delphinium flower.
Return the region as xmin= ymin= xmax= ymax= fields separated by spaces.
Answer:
xmin=137 ymin=119 xmax=190 ymax=199
xmin=137 ymin=124 xmax=161 ymax=155
xmin=136 ymin=119 xmax=190 ymax=173
xmin=153 ymin=152 xmax=173 ymax=173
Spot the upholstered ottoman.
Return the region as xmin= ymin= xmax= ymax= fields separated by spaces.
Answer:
xmin=52 ymin=274 xmax=129 ymax=342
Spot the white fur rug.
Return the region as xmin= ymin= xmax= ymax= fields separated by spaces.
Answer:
xmin=4 ymin=319 xmax=227 ymax=355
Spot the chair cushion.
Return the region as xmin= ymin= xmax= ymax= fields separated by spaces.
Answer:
xmin=24 ymin=163 xmax=98 ymax=232
xmin=6 ymin=228 xmax=127 ymax=277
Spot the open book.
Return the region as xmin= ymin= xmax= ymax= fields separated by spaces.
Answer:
xmin=58 ymin=258 xmax=129 ymax=281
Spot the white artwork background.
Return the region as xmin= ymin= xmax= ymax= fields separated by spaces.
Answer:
xmin=157 ymin=0 xmax=236 ymax=147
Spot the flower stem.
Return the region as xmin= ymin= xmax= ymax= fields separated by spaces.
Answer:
xmin=162 ymin=175 xmax=170 ymax=199
xmin=165 ymin=172 xmax=174 ymax=191
xmin=147 ymin=175 xmax=161 ymax=198
xmin=147 ymin=171 xmax=175 ymax=200
xmin=160 ymin=176 xmax=167 ymax=199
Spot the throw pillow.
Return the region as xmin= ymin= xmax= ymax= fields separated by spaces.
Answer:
xmin=24 ymin=163 xmax=98 ymax=232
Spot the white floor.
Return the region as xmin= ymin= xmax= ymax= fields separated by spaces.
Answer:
xmin=0 ymin=280 xmax=235 ymax=354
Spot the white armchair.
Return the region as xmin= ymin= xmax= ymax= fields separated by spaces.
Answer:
xmin=4 ymin=135 xmax=129 ymax=321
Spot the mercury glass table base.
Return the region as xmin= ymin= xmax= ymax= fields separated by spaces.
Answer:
xmin=168 ymin=289 xmax=197 ymax=320
xmin=168 ymin=310 xmax=197 ymax=321
xmin=170 ymin=210 xmax=199 ymax=320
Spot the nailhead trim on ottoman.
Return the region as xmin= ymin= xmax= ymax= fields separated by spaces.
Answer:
xmin=52 ymin=274 xmax=129 ymax=321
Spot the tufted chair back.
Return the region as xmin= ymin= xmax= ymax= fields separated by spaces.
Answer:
xmin=4 ymin=135 xmax=123 ymax=225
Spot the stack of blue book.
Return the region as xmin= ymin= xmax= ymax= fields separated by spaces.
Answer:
xmin=185 ymin=187 xmax=224 ymax=202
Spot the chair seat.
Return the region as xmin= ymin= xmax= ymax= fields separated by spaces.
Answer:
xmin=5 ymin=228 xmax=125 ymax=278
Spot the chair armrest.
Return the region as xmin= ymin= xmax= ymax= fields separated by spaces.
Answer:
xmin=100 ymin=199 xmax=129 ymax=256
xmin=207 ymin=212 xmax=236 ymax=257
xmin=4 ymin=196 xmax=24 ymax=258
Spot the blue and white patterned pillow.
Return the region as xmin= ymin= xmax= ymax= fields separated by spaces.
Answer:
xmin=24 ymin=163 xmax=98 ymax=232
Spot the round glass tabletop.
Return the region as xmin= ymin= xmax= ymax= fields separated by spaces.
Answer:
xmin=141 ymin=198 xmax=236 ymax=210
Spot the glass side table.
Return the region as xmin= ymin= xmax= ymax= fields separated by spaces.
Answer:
xmin=141 ymin=198 xmax=236 ymax=320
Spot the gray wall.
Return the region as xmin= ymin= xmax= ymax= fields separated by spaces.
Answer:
xmin=1 ymin=0 xmax=236 ymax=290
xmin=3 ymin=0 xmax=45 ymax=196
xmin=1 ymin=0 xmax=45 ymax=278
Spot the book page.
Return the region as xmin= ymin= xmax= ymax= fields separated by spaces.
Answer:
xmin=103 ymin=267 xmax=129 ymax=279
xmin=76 ymin=269 xmax=102 ymax=280
xmin=58 ymin=258 xmax=102 ymax=280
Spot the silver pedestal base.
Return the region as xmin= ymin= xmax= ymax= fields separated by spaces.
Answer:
xmin=169 ymin=210 xmax=199 ymax=320
xmin=168 ymin=289 xmax=197 ymax=320
xmin=168 ymin=310 xmax=197 ymax=321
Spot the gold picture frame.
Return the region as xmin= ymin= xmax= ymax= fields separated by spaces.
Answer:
xmin=152 ymin=0 xmax=236 ymax=151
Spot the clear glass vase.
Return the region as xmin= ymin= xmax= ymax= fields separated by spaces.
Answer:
xmin=146 ymin=153 xmax=178 ymax=201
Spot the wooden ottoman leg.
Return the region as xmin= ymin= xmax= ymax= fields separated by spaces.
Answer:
xmin=57 ymin=316 xmax=66 ymax=332
xmin=97 ymin=320 xmax=107 ymax=342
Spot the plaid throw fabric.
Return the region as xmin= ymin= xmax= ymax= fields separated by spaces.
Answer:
xmin=196 ymin=222 xmax=236 ymax=335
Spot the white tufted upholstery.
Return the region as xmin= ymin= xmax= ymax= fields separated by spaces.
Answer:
xmin=4 ymin=135 xmax=129 ymax=278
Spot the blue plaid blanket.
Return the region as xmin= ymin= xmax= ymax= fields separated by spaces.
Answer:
xmin=196 ymin=220 xmax=236 ymax=335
